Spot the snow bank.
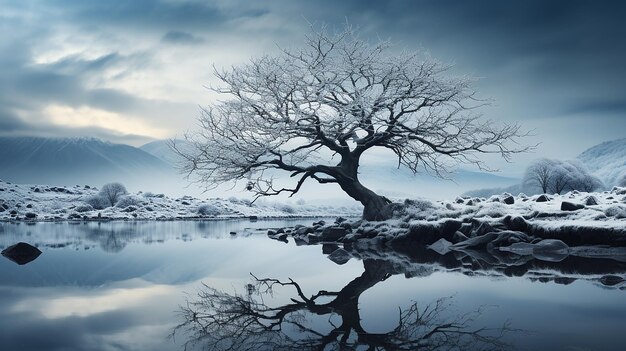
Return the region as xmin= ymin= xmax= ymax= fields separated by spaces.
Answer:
xmin=0 ymin=180 xmax=361 ymax=222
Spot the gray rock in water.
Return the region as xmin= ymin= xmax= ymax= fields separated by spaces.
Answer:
xmin=599 ymin=275 xmax=625 ymax=286
xmin=536 ymin=194 xmax=550 ymax=202
xmin=428 ymin=238 xmax=453 ymax=255
xmin=327 ymin=248 xmax=351 ymax=265
xmin=321 ymin=226 xmax=347 ymax=241
xmin=322 ymin=244 xmax=339 ymax=254
xmin=2 ymin=242 xmax=42 ymax=265
xmin=532 ymin=239 xmax=570 ymax=262
xmin=561 ymin=201 xmax=585 ymax=211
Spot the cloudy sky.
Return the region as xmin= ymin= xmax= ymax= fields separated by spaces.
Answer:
xmin=1 ymin=0 xmax=625 ymax=175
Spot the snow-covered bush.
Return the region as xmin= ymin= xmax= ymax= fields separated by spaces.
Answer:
xmin=99 ymin=183 xmax=128 ymax=206
xmin=279 ymin=204 xmax=296 ymax=214
xmin=523 ymin=158 xmax=604 ymax=194
xmin=85 ymin=195 xmax=108 ymax=209
xmin=115 ymin=195 xmax=141 ymax=208
xmin=75 ymin=204 xmax=94 ymax=213
xmin=391 ymin=199 xmax=435 ymax=221
xmin=197 ymin=204 xmax=222 ymax=216
xmin=142 ymin=192 xmax=165 ymax=198
xmin=605 ymin=205 xmax=626 ymax=219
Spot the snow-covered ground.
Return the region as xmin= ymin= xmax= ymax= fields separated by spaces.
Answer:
xmin=1 ymin=178 xmax=625 ymax=231
xmin=0 ymin=180 xmax=361 ymax=221
xmin=399 ymin=188 xmax=626 ymax=230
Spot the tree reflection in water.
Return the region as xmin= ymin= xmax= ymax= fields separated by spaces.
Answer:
xmin=172 ymin=260 xmax=515 ymax=351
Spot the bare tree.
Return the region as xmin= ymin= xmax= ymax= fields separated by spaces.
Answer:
xmin=175 ymin=25 xmax=530 ymax=220
xmin=523 ymin=158 xmax=554 ymax=193
xmin=98 ymin=182 xmax=128 ymax=207
xmin=171 ymin=260 xmax=514 ymax=351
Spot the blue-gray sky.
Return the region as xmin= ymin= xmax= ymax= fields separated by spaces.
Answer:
xmin=1 ymin=0 xmax=625 ymax=175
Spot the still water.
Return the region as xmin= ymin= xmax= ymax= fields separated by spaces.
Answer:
xmin=0 ymin=220 xmax=625 ymax=351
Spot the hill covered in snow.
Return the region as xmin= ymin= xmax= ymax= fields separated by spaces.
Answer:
xmin=0 ymin=137 xmax=190 ymax=193
xmin=577 ymin=138 xmax=626 ymax=187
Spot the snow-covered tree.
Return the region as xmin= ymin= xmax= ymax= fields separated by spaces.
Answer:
xmin=176 ymin=25 xmax=529 ymax=220
xmin=523 ymin=158 xmax=604 ymax=194
xmin=523 ymin=158 xmax=554 ymax=193
xmin=99 ymin=183 xmax=128 ymax=207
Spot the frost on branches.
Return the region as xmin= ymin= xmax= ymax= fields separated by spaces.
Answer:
xmin=175 ymin=25 xmax=530 ymax=220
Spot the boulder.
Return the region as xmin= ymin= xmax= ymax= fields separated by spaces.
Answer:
xmin=584 ymin=196 xmax=599 ymax=206
xmin=428 ymin=238 xmax=453 ymax=255
xmin=502 ymin=196 xmax=515 ymax=205
xmin=440 ymin=219 xmax=462 ymax=238
xmin=532 ymin=239 xmax=569 ymax=262
xmin=561 ymin=201 xmax=585 ymax=211
xmin=322 ymin=244 xmax=339 ymax=254
xmin=24 ymin=212 xmax=37 ymax=219
xmin=536 ymin=194 xmax=550 ymax=202
xmin=503 ymin=215 xmax=528 ymax=232
xmin=599 ymin=275 xmax=625 ymax=286
xmin=321 ymin=226 xmax=347 ymax=241
xmin=327 ymin=248 xmax=351 ymax=265
xmin=1 ymin=242 xmax=42 ymax=265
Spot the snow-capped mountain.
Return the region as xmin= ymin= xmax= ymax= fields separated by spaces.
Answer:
xmin=577 ymin=138 xmax=626 ymax=187
xmin=0 ymin=137 xmax=174 ymax=189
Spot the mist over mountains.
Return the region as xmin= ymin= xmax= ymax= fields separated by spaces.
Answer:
xmin=2 ymin=136 xmax=622 ymax=201
xmin=0 ymin=137 xmax=180 ymax=193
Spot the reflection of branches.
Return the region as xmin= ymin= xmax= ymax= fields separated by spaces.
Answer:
xmin=172 ymin=261 xmax=515 ymax=351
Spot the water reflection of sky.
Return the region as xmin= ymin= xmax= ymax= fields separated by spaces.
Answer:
xmin=0 ymin=221 xmax=625 ymax=351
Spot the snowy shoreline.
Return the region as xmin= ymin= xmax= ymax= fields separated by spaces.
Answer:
xmin=1 ymin=179 xmax=625 ymax=238
xmin=0 ymin=180 xmax=361 ymax=222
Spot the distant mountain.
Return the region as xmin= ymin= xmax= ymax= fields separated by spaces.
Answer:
xmin=577 ymin=138 xmax=626 ymax=187
xmin=140 ymin=139 xmax=191 ymax=165
xmin=0 ymin=137 xmax=175 ymax=189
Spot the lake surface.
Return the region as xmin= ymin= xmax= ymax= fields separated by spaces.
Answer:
xmin=1 ymin=220 xmax=625 ymax=351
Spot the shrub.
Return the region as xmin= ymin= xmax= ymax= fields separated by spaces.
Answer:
xmin=85 ymin=195 xmax=108 ymax=210
xmin=605 ymin=205 xmax=626 ymax=219
xmin=99 ymin=183 xmax=128 ymax=207
xmin=75 ymin=204 xmax=94 ymax=213
xmin=197 ymin=204 xmax=222 ymax=216
xmin=116 ymin=195 xmax=141 ymax=208
xmin=279 ymin=204 xmax=296 ymax=214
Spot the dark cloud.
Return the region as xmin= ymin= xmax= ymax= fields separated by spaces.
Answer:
xmin=0 ymin=0 xmax=624 ymax=162
xmin=161 ymin=30 xmax=204 ymax=44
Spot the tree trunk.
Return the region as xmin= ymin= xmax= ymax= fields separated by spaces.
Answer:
xmin=337 ymin=178 xmax=392 ymax=221
xmin=335 ymin=155 xmax=393 ymax=221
